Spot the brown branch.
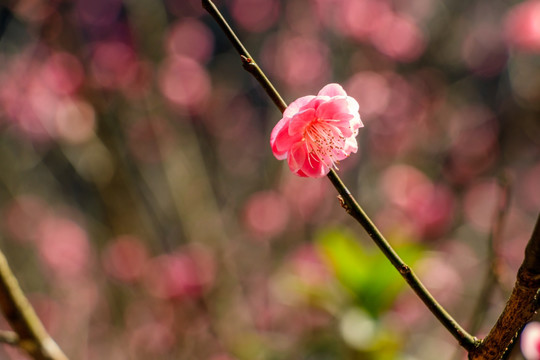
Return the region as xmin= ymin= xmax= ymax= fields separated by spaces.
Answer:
xmin=202 ymin=0 xmax=478 ymax=351
xmin=469 ymin=213 xmax=540 ymax=360
xmin=0 ymin=248 xmax=68 ymax=360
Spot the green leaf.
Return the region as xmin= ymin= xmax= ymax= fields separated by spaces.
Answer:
xmin=316 ymin=227 xmax=424 ymax=316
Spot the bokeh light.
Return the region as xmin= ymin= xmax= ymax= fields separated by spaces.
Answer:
xmin=0 ymin=0 xmax=538 ymax=359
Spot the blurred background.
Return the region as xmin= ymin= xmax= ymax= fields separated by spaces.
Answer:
xmin=0 ymin=0 xmax=539 ymax=359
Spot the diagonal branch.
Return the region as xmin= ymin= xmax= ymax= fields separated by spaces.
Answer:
xmin=0 ymin=247 xmax=68 ymax=360
xmin=202 ymin=0 xmax=478 ymax=351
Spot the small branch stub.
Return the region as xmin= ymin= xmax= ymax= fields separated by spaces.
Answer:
xmin=240 ymin=55 xmax=253 ymax=64
xmin=337 ymin=195 xmax=352 ymax=214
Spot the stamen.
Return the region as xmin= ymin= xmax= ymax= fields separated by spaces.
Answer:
xmin=303 ymin=119 xmax=346 ymax=169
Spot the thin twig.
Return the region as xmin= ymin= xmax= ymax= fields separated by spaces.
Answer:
xmin=469 ymin=175 xmax=511 ymax=334
xmin=328 ymin=171 xmax=478 ymax=350
xmin=202 ymin=0 xmax=287 ymax=113
xmin=0 ymin=247 xmax=68 ymax=360
xmin=0 ymin=330 xmax=18 ymax=346
xmin=202 ymin=0 xmax=478 ymax=351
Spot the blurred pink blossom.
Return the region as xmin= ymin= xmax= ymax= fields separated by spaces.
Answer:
xmin=346 ymin=72 xmax=390 ymax=119
xmin=165 ymin=18 xmax=214 ymax=62
xmin=270 ymin=84 xmax=363 ymax=177
xmin=4 ymin=195 xmax=49 ymax=243
xmin=231 ymin=0 xmax=280 ymax=33
xmin=281 ymin=174 xmax=331 ymax=222
xmin=243 ymin=190 xmax=290 ymax=238
xmin=144 ymin=245 xmax=215 ymax=300
xmin=445 ymin=106 xmax=499 ymax=183
xmin=41 ymin=52 xmax=84 ymax=95
xmin=262 ymin=35 xmax=330 ymax=89
xmin=522 ymin=322 xmax=540 ymax=360
xmin=381 ymin=165 xmax=431 ymax=209
xmin=340 ymin=0 xmax=393 ymax=41
xmin=338 ymin=0 xmax=425 ymax=61
xmin=370 ymin=13 xmax=426 ymax=62
xmin=381 ymin=165 xmax=454 ymax=238
xmin=102 ymin=235 xmax=149 ymax=283
xmin=0 ymin=49 xmax=95 ymax=143
xmin=290 ymin=244 xmax=332 ymax=286
xmin=36 ymin=215 xmax=91 ymax=278
xmin=463 ymin=179 xmax=500 ymax=232
xmin=90 ymin=41 xmax=149 ymax=94
xmin=505 ymin=0 xmax=540 ymax=52
xmin=158 ymin=55 xmax=211 ymax=112
xmin=415 ymin=254 xmax=462 ymax=305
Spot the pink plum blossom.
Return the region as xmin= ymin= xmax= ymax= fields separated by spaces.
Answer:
xmin=270 ymin=83 xmax=363 ymax=178
xmin=522 ymin=322 xmax=540 ymax=360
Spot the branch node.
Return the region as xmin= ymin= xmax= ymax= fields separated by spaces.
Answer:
xmin=240 ymin=55 xmax=253 ymax=64
xmin=399 ymin=264 xmax=411 ymax=275
xmin=337 ymin=195 xmax=352 ymax=214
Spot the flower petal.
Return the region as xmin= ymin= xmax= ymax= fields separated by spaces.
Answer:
xmin=350 ymin=113 xmax=364 ymax=131
xmin=316 ymin=98 xmax=350 ymax=120
xmin=346 ymin=96 xmax=360 ymax=113
xmin=270 ymin=117 xmax=288 ymax=145
xmin=304 ymin=96 xmax=329 ymax=111
xmin=270 ymin=119 xmax=289 ymax=160
xmin=343 ymin=136 xmax=358 ymax=154
xmin=270 ymin=83 xmax=364 ymax=178
xmin=289 ymin=108 xmax=316 ymax=135
xmin=300 ymin=153 xmax=330 ymax=178
xmin=287 ymin=143 xmax=307 ymax=173
xmin=318 ymin=83 xmax=347 ymax=97
xmin=283 ymin=95 xmax=315 ymax=118
xmin=275 ymin=130 xmax=302 ymax=154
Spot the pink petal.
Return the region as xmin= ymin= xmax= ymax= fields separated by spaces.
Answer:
xmin=343 ymin=137 xmax=358 ymax=154
xmin=346 ymin=96 xmax=360 ymax=113
xmin=304 ymin=96 xmax=329 ymax=111
xmin=289 ymin=108 xmax=316 ymax=135
xmin=521 ymin=322 xmax=540 ymax=360
xmin=326 ymin=112 xmax=355 ymax=137
xmin=283 ymin=95 xmax=316 ymax=118
xmin=271 ymin=142 xmax=288 ymax=160
xmin=318 ymin=83 xmax=347 ymax=97
xmin=270 ymin=117 xmax=288 ymax=145
xmin=270 ymin=83 xmax=364 ymax=177
xmin=300 ymin=155 xmax=330 ymax=178
xmin=350 ymin=113 xmax=364 ymax=130
xmin=316 ymin=98 xmax=350 ymax=120
xmin=275 ymin=129 xmax=302 ymax=154
xmin=288 ymin=143 xmax=307 ymax=173
xmin=270 ymin=119 xmax=290 ymax=158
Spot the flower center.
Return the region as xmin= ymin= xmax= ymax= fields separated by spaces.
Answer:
xmin=304 ymin=120 xmax=345 ymax=168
